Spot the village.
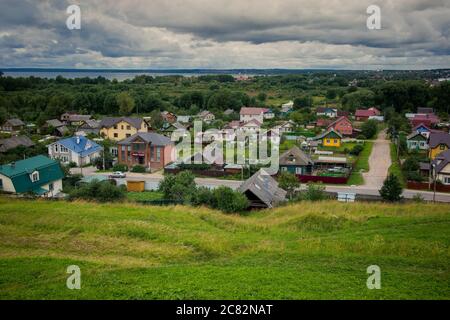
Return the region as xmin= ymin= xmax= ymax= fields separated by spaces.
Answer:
xmin=1 ymin=101 xmax=450 ymax=208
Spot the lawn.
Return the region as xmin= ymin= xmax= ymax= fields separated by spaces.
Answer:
xmin=127 ymin=191 xmax=165 ymax=202
xmin=388 ymin=142 xmax=407 ymax=187
xmin=348 ymin=141 xmax=374 ymax=185
xmin=0 ymin=197 xmax=449 ymax=299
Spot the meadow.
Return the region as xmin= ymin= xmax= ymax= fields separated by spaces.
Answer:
xmin=0 ymin=197 xmax=449 ymax=299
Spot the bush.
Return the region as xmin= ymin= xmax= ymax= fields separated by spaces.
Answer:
xmin=131 ymin=165 xmax=146 ymax=173
xmin=112 ymin=164 xmax=128 ymax=172
xmin=300 ymin=183 xmax=328 ymax=201
xmin=68 ymin=180 xmax=126 ymax=202
xmin=356 ymin=134 xmax=367 ymax=140
xmin=158 ymin=171 xmax=197 ymax=202
xmin=278 ymin=171 xmax=300 ymax=200
xmin=361 ymin=120 xmax=378 ymax=139
xmin=349 ymin=144 xmax=364 ymax=156
xmin=212 ymin=186 xmax=249 ymax=213
xmin=406 ymin=171 xmax=423 ymax=182
xmin=68 ymin=161 xmax=77 ymax=168
xmin=190 ymin=186 xmax=216 ymax=207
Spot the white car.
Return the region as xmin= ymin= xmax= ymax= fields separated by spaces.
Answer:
xmin=109 ymin=171 xmax=126 ymax=179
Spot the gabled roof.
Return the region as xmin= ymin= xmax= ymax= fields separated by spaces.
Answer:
xmin=417 ymin=107 xmax=434 ymax=114
xmin=316 ymin=107 xmax=336 ymax=113
xmin=279 ymin=146 xmax=313 ymax=166
xmin=242 ymin=119 xmax=262 ymax=127
xmin=238 ymin=169 xmax=287 ymax=208
xmin=80 ymin=119 xmax=101 ymax=129
xmin=428 ymin=132 xmax=450 ymax=148
xmin=51 ymin=136 xmax=102 ymax=156
xmin=433 ymin=149 xmax=450 ymax=173
xmin=117 ymin=132 xmax=173 ymax=146
xmin=0 ymin=136 xmax=35 ymax=153
xmin=411 ymin=113 xmax=440 ymax=124
xmin=198 ymin=110 xmax=214 ymax=117
xmin=240 ymin=107 xmax=268 ymax=115
xmin=406 ymin=131 xmax=427 ymax=141
xmin=66 ymin=114 xmax=91 ymax=122
xmin=99 ymin=117 xmax=145 ymax=129
xmin=314 ymin=128 xmax=343 ymax=140
xmin=3 ymin=118 xmax=24 ymax=126
xmin=327 ymin=116 xmax=352 ymax=129
xmin=45 ymin=119 xmax=64 ymax=128
xmin=412 ymin=123 xmax=432 ymax=132
xmin=355 ymin=108 xmax=378 ymax=117
xmin=0 ymin=155 xmax=64 ymax=194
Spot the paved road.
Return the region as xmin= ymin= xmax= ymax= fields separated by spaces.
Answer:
xmin=362 ymin=130 xmax=391 ymax=189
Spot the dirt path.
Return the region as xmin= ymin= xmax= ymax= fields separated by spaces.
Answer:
xmin=362 ymin=130 xmax=391 ymax=189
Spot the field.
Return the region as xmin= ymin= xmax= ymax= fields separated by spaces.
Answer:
xmin=0 ymin=197 xmax=449 ymax=299
xmin=348 ymin=141 xmax=374 ymax=185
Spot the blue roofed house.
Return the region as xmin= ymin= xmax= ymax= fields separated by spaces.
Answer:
xmin=47 ymin=136 xmax=103 ymax=166
xmin=0 ymin=155 xmax=64 ymax=197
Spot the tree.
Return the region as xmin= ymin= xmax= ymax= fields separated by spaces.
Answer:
xmin=301 ymin=183 xmax=328 ymax=201
xmin=149 ymin=109 xmax=164 ymax=130
xmin=379 ymin=174 xmax=403 ymax=202
xmin=361 ymin=120 xmax=378 ymax=139
xmin=257 ymin=92 xmax=267 ymax=102
xmin=293 ymin=95 xmax=312 ymax=109
xmin=158 ymin=171 xmax=197 ymax=202
xmin=278 ymin=171 xmax=300 ymax=200
xmin=68 ymin=180 xmax=126 ymax=202
xmin=117 ymin=92 xmax=135 ymax=116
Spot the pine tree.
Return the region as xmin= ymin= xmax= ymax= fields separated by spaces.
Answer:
xmin=379 ymin=173 xmax=403 ymax=202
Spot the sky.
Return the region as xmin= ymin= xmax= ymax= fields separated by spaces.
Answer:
xmin=0 ymin=0 xmax=449 ymax=70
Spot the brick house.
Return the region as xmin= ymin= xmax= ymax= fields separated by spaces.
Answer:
xmin=117 ymin=132 xmax=175 ymax=171
xmin=327 ymin=116 xmax=353 ymax=136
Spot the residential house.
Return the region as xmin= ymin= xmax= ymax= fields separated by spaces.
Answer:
xmin=406 ymin=132 xmax=428 ymax=151
xmin=411 ymin=123 xmax=438 ymax=139
xmin=316 ymin=107 xmax=337 ymax=118
xmin=176 ymin=115 xmax=191 ymax=123
xmin=161 ymin=111 xmax=177 ymax=124
xmin=238 ymin=169 xmax=287 ymax=209
xmin=161 ymin=121 xmax=190 ymax=137
xmin=417 ymin=107 xmax=434 ymax=114
xmin=281 ymin=101 xmax=294 ymax=114
xmin=428 ymin=132 xmax=450 ymax=159
xmin=0 ymin=136 xmax=35 ymax=153
xmin=314 ymin=129 xmax=342 ymax=147
xmin=355 ymin=107 xmax=380 ymax=121
xmin=273 ymin=120 xmax=295 ymax=134
xmin=263 ymin=109 xmax=275 ymax=120
xmin=78 ymin=119 xmax=101 ymax=135
xmin=197 ymin=111 xmax=215 ymax=123
xmin=430 ymin=149 xmax=450 ymax=185
xmin=1 ymin=119 xmax=25 ymax=133
xmin=42 ymin=119 xmax=69 ymax=137
xmin=279 ymin=146 xmax=314 ymax=175
xmin=117 ymin=132 xmax=175 ymax=171
xmin=61 ymin=113 xmax=92 ymax=126
xmin=327 ymin=116 xmax=353 ymax=136
xmin=337 ymin=110 xmax=350 ymax=118
xmin=48 ymin=136 xmax=103 ymax=166
xmin=99 ymin=117 xmax=150 ymax=141
xmin=410 ymin=113 xmax=440 ymax=128
xmin=0 ymin=155 xmax=64 ymax=197
xmin=240 ymin=107 xmax=267 ymax=124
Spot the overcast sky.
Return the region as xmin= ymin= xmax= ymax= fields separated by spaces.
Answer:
xmin=0 ymin=0 xmax=449 ymax=69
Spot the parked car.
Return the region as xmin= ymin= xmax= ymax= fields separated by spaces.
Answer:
xmin=109 ymin=171 xmax=126 ymax=179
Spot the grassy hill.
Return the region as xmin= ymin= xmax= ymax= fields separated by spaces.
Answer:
xmin=0 ymin=197 xmax=449 ymax=299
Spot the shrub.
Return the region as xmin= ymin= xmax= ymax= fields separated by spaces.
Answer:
xmin=190 ymin=186 xmax=216 ymax=207
xmin=68 ymin=180 xmax=126 ymax=202
xmin=112 ymin=163 xmax=128 ymax=172
xmin=300 ymin=183 xmax=328 ymax=201
xmin=68 ymin=161 xmax=77 ymax=168
xmin=379 ymin=173 xmax=403 ymax=202
xmin=212 ymin=186 xmax=249 ymax=213
xmin=350 ymin=144 xmax=364 ymax=156
xmin=406 ymin=171 xmax=424 ymax=182
xmin=278 ymin=171 xmax=300 ymax=200
xmin=158 ymin=171 xmax=197 ymax=202
xmin=131 ymin=165 xmax=146 ymax=173
xmin=356 ymin=134 xmax=367 ymax=140
xmin=361 ymin=120 xmax=378 ymax=139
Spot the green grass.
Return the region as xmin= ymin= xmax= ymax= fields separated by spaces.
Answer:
xmin=0 ymin=197 xmax=449 ymax=299
xmin=347 ymin=141 xmax=374 ymax=185
xmin=127 ymin=191 xmax=165 ymax=202
xmin=388 ymin=142 xmax=407 ymax=187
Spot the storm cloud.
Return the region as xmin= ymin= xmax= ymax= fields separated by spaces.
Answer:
xmin=0 ymin=0 xmax=449 ymax=69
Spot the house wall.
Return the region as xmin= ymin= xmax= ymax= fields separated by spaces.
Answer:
xmin=429 ymin=144 xmax=449 ymax=159
xmin=323 ymin=137 xmax=341 ymax=147
xmin=407 ymin=139 xmax=428 ymax=150
xmin=240 ymin=114 xmax=263 ymax=123
xmin=100 ymin=121 xmax=148 ymax=141
xmin=40 ymin=179 xmax=63 ymax=197
xmin=0 ymin=174 xmax=15 ymax=193
xmin=331 ymin=120 xmax=353 ymax=136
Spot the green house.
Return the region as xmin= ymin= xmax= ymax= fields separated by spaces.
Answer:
xmin=279 ymin=146 xmax=314 ymax=175
xmin=406 ymin=132 xmax=428 ymax=151
xmin=0 ymin=155 xmax=64 ymax=196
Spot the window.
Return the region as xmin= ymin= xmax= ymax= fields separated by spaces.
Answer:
xmin=334 ymin=139 xmax=337 ymax=143
xmin=114 ymin=133 xmax=118 ymax=138
xmin=440 ymin=144 xmax=446 ymax=150
xmin=156 ymin=147 xmax=161 ymax=162
xmin=443 ymin=177 xmax=450 ymax=185
xmin=126 ymin=134 xmax=131 ymax=138
xmin=126 ymin=125 xmax=131 ymax=130
xmin=54 ymin=145 xmax=58 ymax=152
xmin=31 ymin=171 xmax=39 ymax=182
xmin=326 ymin=139 xmax=330 ymax=144
xmin=295 ymin=167 xmax=303 ymax=174
xmin=61 ymin=146 xmax=68 ymax=153
xmin=49 ymin=183 xmax=54 ymax=191
xmin=0 ymin=179 xmax=3 ymax=189
xmin=121 ymin=148 xmax=125 ymax=161
xmin=113 ymin=125 xmax=117 ymax=129
xmin=281 ymin=167 xmax=287 ymax=172
xmin=121 ymin=125 xmax=124 ymax=130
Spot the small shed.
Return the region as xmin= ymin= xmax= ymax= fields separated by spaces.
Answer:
xmin=127 ymin=180 xmax=145 ymax=192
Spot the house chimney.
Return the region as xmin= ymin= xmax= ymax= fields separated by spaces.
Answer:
xmin=76 ymin=136 xmax=80 ymax=144
xmin=11 ymin=162 xmax=15 ymax=169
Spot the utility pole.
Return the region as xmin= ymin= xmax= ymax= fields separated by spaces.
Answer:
xmin=432 ymin=163 xmax=437 ymax=203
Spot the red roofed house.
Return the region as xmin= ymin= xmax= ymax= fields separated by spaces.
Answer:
xmin=316 ymin=118 xmax=332 ymax=128
xmin=240 ymin=107 xmax=268 ymax=124
xmin=355 ymin=107 xmax=381 ymax=121
xmin=327 ymin=116 xmax=353 ymax=136
xmin=410 ymin=114 xmax=440 ymax=128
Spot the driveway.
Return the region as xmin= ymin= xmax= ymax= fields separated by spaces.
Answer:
xmin=362 ymin=130 xmax=391 ymax=189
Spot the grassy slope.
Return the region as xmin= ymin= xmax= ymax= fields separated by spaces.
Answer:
xmin=0 ymin=197 xmax=449 ymax=299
